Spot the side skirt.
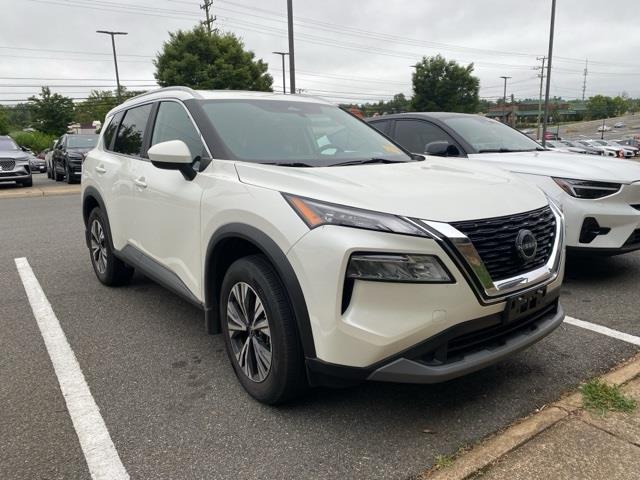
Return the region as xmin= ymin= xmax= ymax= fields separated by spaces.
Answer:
xmin=115 ymin=245 xmax=204 ymax=310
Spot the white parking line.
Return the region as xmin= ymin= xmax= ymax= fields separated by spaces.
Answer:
xmin=14 ymin=257 xmax=129 ymax=480
xmin=564 ymin=315 xmax=640 ymax=347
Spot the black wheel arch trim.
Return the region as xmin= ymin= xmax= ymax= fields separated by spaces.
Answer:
xmin=204 ymin=223 xmax=316 ymax=359
xmin=82 ymin=186 xmax=110 ymax=248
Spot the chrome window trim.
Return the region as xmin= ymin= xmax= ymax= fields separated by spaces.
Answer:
xmin=405 ymin=202 xmax=564 ymax=303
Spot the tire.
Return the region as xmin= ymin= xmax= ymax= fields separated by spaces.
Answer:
xmin=21 ymin=176 xmax=33 ymax=188
xmin=66 ymin=165 xmax=77 ymax=184
xmin=220 ymin=255 xmax=307 ymax=404
xmin=87 ymin=207 xmax=134 ymax=286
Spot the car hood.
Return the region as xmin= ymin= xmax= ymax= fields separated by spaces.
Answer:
xmin=68 ymin=148 xmax=92 ymax=156
xmin=235 ymin=159 xmax=548 ymax=223
xmin=0 ymin=151 xmax=31 ymax=161
xmin=467 ymin=150 xmax=640 ymax=183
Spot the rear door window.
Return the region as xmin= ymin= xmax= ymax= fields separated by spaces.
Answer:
xmin=394 ymin=120 xmax=457 ymax=154
xmin=102 ymin=112 xmax=123 ymax=151
xmin=369 ymin=119 xmax=392 ymax=135
xmin=113 ymin=104 xmax=153 ymax=157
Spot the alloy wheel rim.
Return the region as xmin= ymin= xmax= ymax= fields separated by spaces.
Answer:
xmin=226 ymin=282 xmax=272 ymax=383
xmin=90 ymin=219 xmax=108 ymax=275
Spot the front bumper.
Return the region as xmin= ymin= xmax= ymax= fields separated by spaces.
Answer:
xmin=307 ymin=300 xmax=563 ymax=386
xmin=528 ymin=176 xmax=640 ymax=252
xmin=287 ymin=213 xmax=564 ymax=372
xmin=0 ymin=164 xmax=32 ymax=182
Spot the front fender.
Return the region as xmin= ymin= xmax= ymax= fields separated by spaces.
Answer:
xmin=204 ymin=223 xmax=316 ymax=359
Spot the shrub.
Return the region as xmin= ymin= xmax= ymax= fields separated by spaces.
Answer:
xmin=10 ymin=130 xmax=57 ymax=153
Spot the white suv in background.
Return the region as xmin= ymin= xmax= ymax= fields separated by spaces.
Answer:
xmin=82 ymin=88 xmax=565 ymax=404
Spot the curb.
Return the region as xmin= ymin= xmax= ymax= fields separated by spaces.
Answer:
xmin=0 ymin=187 xmax=80 ymax=199
xmin=419 ymin=352 xmax=640 ymax=480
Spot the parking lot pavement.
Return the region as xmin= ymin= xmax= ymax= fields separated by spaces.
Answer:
xmin=0 ymin=173 xmax=80 ymax=199
xmin=2 ymin=193 xmax=640 ymax=480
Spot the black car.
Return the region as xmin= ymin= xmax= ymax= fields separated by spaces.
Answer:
xmin=52 ymin=134 xmax=99 ymax=183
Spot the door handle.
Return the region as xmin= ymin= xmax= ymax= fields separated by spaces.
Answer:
xmin=134 ymin=177 xmax=147 ymax=189
xmin=95 ymin=165 xmax=106 ymax=174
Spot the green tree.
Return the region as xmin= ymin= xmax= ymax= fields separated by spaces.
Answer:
xmin=154 ymin=27 xmax=273 ymax=91
xmin=587 ymin=95 xmax=614 ymax=120
xmin=28 ymin=87 xmax=74 ymax=135
xmin=74 ymin=88 xmax=144 ymax=124
xmin=4 ymin=103 xmax=32 ymax=130
xmin=0 ymin=107 xmax=10 ymax=135
xmin=411 ymin=55 xmax=480 ymax=113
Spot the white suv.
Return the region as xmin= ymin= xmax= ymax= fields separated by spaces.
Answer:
xmin=82 ymin=88 xmax=565 ymax=404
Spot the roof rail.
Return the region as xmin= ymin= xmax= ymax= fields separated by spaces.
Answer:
xmin=123 ymin=86 xmax=203 ymax=103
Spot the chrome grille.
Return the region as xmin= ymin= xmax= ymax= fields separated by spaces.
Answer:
xmin=451 ymin=206 xmax=556 ymax=282
xmin=0 ymin=159 xmax=16 ymax=171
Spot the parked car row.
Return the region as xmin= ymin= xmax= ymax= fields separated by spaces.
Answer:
xmin=79 ymin=87 xmax=639 ymax=405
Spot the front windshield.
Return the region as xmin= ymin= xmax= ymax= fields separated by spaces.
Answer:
xmin=0 ymin=138 xmax=20 ymax=151
xmin=442 ymin=116 xmax=543 ymax=153
xmin=68 ymin=135 xmax=99 ymax=149
xmin=199 ymin=99 xmax=411 ymax=166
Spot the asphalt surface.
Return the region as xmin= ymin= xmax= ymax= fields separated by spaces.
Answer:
xmin=1 ymin=187 xmax=640 ymax=480
xmin=558 ymin=113 xmax=640 ymax=141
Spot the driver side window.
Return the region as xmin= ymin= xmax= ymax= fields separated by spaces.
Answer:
xmin=151 ymin=102 xmax=207 ymax=161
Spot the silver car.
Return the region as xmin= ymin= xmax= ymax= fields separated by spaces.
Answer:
xmin=0 ymin=136 xmax=33 ymax=187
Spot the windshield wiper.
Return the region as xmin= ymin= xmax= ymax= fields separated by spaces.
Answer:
xmin=263 ymin=161 xmax=314 ymax=167
xmin=329 ymin=157 xmax=410 ymax=167
xmin=477 ymin=148 xmax=540 ymax=153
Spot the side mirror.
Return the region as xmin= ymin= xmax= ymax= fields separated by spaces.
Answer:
xmin=148 ymin=140 xmax=197 ymax=181
xmin=425 ymin=141 xmax=460 ymax=157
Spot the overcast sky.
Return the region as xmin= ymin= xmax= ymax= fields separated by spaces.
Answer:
xmin=1 ymin=0 xmax=639 ymax=105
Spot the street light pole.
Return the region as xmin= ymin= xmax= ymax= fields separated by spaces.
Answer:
xmin=541 ymin=0 xmax=556 ymax=147
xmin=273 ymin=51 xmax=289 ymax=94
xmin=500 ymin=76 xmax=511 ymax=124
xmin=97 ymin=30 xmax=128 ymax=102
xmin=286 ymin=0 xmax=296 ymax=94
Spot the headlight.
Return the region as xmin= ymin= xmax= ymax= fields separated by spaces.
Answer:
xmin=283 ymin=194 xmax=429 ymax=237
xmin=347 ymin=253 xmax=452 ymax=283
xmin=553 ymin=178 xmax=621 ymax=199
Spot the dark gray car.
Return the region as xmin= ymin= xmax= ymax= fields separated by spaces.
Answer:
xmin=0 ymin=136 xmax=33 ymax=187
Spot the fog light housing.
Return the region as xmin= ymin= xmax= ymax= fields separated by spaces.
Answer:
xmin=346 ymin=253 xmax=453 ymax=283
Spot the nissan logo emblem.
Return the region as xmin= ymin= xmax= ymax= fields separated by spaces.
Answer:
xmin=515 ymin=229 xmax=538 ymax=262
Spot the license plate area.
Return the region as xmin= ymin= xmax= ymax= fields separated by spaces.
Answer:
xmin=503 ymin=287 xmax=549 ymax=323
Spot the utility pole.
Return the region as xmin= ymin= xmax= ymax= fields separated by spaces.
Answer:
xmin=96 ymin=30 xmax=128 ymax=102
xmin=535 ymin=56 xmax=546 ymax=140
xmin=287 ymin=0 xmax=296 ymax=94
xmin=581 ymin=59 xmax=588 ymax=101
xmin=500 ymin=76 xmax=511 ymax=124
xmin=541 ymin=0 xmax=557 ymax=147
xmin=273 ymin=51 xmax=289 ymax=94
xmin=200 ymin=0 xmax=216 ymax=35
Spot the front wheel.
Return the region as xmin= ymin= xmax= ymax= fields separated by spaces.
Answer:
xmin=220 ymin=255 xmax=307 ymax=404
xmin=54 ymin=164 xmax=64 ymax=181
xmin=20 ymin=176 xmax=33 ymax=187
xmin=87 ymin=207 xmax=134 ymax=286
